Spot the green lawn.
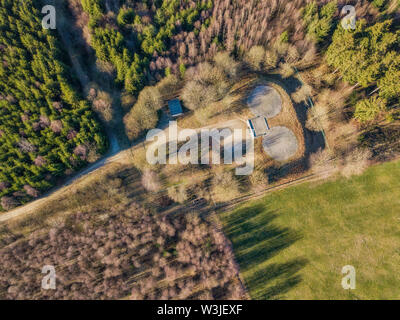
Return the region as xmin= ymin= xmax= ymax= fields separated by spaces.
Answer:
xmin=220 ymin=160 xmax=400 ymax=299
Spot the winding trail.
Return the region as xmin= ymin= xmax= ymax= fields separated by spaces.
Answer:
xmin=56 ymin=7 xmax=122 ymax=154
xmin=0 ymin=115 xmax=333 ymax=223
xmin=0 ymin=150 xmax=126 ymax=223
xmin=0 ymin=11 xmax=328 ymax=223
xmin=0 ymin=117 xmax=244 ymax=222
xmin=0 ymin=4 xmax=125 ymax=223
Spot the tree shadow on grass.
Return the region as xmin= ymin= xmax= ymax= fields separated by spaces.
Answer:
xmin=246 ymin=259 xmax=307 ymax=300
xmin=223 ymin=203 xmax=307 ymax=299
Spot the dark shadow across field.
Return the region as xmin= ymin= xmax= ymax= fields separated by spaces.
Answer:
xmin=222 ymin=203 xmax=307 ymax=299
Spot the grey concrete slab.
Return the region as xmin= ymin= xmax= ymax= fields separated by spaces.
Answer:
xmin=247 ymin=85 xmax=282 ymax=119
xmin=262 ymin=126 xmax=298 ymax=162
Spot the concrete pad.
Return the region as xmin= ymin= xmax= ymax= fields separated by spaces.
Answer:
xmin=247 ymin=85 xmax=282 ymax=118
xmin=262 ymin=126 xmax=298 ymax=162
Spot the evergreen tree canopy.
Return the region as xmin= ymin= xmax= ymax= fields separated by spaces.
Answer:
xmin=0 ymin=0 xmax=107 ymax=209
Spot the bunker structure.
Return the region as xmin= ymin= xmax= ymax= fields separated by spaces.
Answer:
xmin=247 ymin=116 xmax=270 ymax=138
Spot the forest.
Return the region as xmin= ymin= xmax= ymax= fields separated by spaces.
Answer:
xmin=81 ymin=0 xmax=213 ymax=94
xmin=80 ymin=0 xmax=400 ymax=143
xmin=1 ymin=0 xmax=400 ymax=301
xmin=0 ymin=0 xmax=108 ymax=210
xmin=0 ymin=207 xmax=244 ymax=299
xmin=1 ymin=0 xmax=398 ymax=207
xmin=0 ymin=164 xmax=245 ymax=300
xmin=326 ymin=18 xmax=400 ymax=123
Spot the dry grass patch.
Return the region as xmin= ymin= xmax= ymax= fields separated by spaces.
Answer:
xmin=341 ymin=148 xmax=372 ymax=178
xmin=4 ymin=162 xmax=142 ymax=235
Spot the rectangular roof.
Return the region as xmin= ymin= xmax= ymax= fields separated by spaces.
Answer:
xmin=168 ymin=99 xmax=183 ymax=116
xmin=248 ymin=116 xmax=270 ymax=137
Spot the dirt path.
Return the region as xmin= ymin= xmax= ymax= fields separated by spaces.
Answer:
xmin=0 ymin=112 xmax=335 ymax=226
xmin=0 ymin=30 xmax=320 ymax=224
xmin=0 ymin=1 xmax=124 ymax=223
xmin=0 ymin=149 xmax=129 ymax=223
xmin=56 ymin=5 xmax=122 ymax=153
xmin=0 ymin=117 xmax=247 ymax=222
xmin=58 ymin=24 xmax=90 ymax=88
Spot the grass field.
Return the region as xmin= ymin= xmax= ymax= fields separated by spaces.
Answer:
xmin=220 ymin=160 xmax=400 ymax=299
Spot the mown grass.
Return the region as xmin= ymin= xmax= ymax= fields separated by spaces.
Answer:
xmin=220 ymin=160 xmax=400 ymax=299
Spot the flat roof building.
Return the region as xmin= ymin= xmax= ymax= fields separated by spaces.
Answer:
xmin=168 ymin=99 xmax=183 ymax=117
xmin=247 ymin=116 xmax=270 ymax=138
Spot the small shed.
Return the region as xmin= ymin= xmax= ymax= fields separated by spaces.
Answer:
xmin=168 ymin=99 xmax=183 ymax=117
xmin=248 ymin=116 xmax=270 ymax=138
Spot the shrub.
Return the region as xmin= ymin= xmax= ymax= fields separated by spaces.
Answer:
xmin=354 ymin=96 xmax=387 ymax=123
xmin=244 ymin=46 xmax=265 ymax=71
xmin=341 ymin=148 xmax=372 ymax=178
xmin=214 ymin=52 xmax=241 ymax=81
xmin=181 ymin=62 xmax=230 ymax=111
xmin=279 ymin=62 xmax=295 ymax=78
xmin=212 ymin=171 xmax=240 ymax=202
xmin=309 ymin=148 xmax=336 ymax=175
xmin=264 ymin=49 xmax=279 ymax=70
xmin=141 ymin=169 xmax=161 ymax=192
xmin=292 ymin=84 xmax=312 ymax=103
xmin=249 ymin=167 xmax=269 ymax=189
xmin=167 ymin=185 xmax=188 ymax=203
xmin=124 ymin=86 xmax=162 ymax=140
